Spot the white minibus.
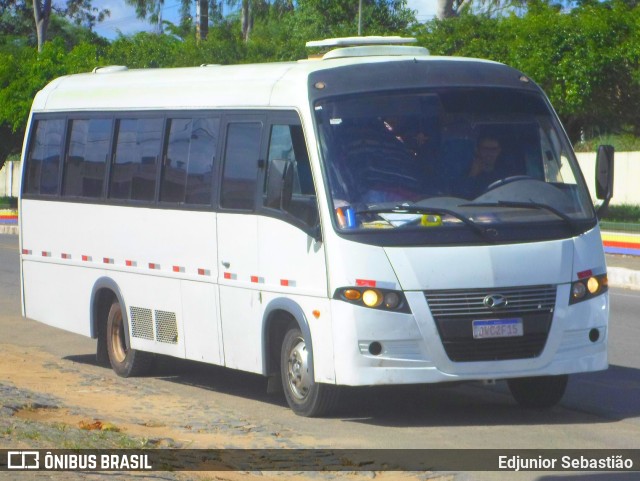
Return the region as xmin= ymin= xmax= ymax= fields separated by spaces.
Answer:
xmin=19 ymin=37 xmax=614 ymax=416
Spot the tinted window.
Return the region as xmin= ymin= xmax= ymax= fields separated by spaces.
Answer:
xmin=265 ymin=124 xmax=318 ymax=228
xmin=161 ymin=117 xmax=219 ymax=205
xmin=109 ymin=118 xmax=163 ymax=201
xmin=24 ymin=118 xmax=65 ymax=195
xmin=220 ymin=122 xmax=261 ymax=210
xmin=63 ymin=118 xmax=111 ymax=198
xmin=267 ymin=124 xmax=314 ymax=196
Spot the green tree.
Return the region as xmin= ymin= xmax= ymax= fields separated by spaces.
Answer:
xmin=1 ymin=0 xmax=108 ymax=51
xmin=284 ymin=0 xmax=414 ymax=51
xmin=0 ymin=39 xmax=101 ymax=168
xmin=436 ymin=0 xmax=528 ymax=19
xmin=107 ymin=32 xmax=183 ymax=67
xmin=419 ymin=0 xmax=640 ymax=142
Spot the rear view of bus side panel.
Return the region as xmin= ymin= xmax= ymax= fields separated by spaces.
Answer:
xmin=20 ymin=199 xmax=223 ymax=363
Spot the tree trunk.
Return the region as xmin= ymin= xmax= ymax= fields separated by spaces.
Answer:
xmin=437 ymin=0 xmax=474 ymax=19
xmin=437 ymin=0 xmax=455 ymax=19
xmin=241 ymin=0 xmax=252 ymax=42
xmin=32 ymin=0 xmax=51 ymax=52
xmin=197 ymin=0 xmax=208 ymax=41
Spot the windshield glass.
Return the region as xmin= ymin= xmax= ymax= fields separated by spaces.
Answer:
xmin=315 ymin=88 xmax=595 ymax=239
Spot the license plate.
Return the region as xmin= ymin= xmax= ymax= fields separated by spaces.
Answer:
xmin=472 ymin=318 xmax=523 ymax=339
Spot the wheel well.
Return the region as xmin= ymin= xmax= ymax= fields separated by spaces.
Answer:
xmin=265 ymin=310 xmax=297 ymax=377
xmin=92 ymin=288 xmax=116 ymax=340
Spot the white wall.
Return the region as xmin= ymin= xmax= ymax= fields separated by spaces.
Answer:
xmin=577 ymin=152 xmax=640 ymax=206
xmin=0 ymin=161 xmax=20 ymax=198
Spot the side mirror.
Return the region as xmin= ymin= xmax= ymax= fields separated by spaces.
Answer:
xmin=265 ymin=159 xmax=294 ymax=211
xmin=595 ymin=145 xmax=614 ymax=200
xmin=595 ymin=145 xmax=614 ymax=218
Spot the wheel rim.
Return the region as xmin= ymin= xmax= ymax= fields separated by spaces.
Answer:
xmin=110 ymin=308 xmax=127 ymax=364
xmin=286 ymin=336 xmax=311 ymax=401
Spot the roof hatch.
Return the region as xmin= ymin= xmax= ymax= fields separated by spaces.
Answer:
xmin=305 ymin=36 xmax=428 ymax=60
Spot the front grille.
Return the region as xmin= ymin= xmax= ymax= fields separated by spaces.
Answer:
xmin=426 ymin=285 xmax=556 ymax=319
xmin=425 ymin=285 xmax=556 ymax=362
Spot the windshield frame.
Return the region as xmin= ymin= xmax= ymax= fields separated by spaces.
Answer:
xmin=311 ymin=84 xmax=597 ymax=247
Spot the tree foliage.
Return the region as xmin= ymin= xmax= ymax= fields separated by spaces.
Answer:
xmin=1 ymin=0 xmax=109 ymax=51
xmin=418 ymin=0 xmax=640 ymax=142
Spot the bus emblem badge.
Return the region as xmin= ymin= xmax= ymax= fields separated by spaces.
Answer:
xmin=483 ymin=294 xmax=508 ymax=309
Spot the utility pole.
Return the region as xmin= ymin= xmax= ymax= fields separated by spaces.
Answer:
xmin=358 ymin=0 xmax=362 ymax=35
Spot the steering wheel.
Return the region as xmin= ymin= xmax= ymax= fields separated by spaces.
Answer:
xmin=484 ymin=175 xmax=536 ymax=194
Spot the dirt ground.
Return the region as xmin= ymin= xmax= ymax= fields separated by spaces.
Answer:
xmin=0 ymin=343 xmax=451 ymax=481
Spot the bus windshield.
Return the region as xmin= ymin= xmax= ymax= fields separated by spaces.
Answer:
xmin=314 ymin=88 xmax=595 ymax=239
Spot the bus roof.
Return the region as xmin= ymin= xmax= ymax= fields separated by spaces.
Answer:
xmin=31 ymin=46 xmax=534 ymax=113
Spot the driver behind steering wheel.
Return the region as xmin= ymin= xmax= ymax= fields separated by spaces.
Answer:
xmin=459 ymin=135 xmax=504 ymax=198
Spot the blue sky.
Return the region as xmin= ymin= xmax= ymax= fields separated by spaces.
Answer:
xmin=91 ymin=0 xmax=438 ymax=39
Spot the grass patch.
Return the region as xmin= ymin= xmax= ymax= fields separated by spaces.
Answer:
xmin=600 ymin=204 xmax=640 ymax=233
xmin=574 ymin=134 xmax=640 ymax=152
xmin=601 ymin=204 xmax=640 ymax=223
xmin=1 ymin=416 xmax=156 ymax=449
xmin=0 ymin=197 xmax=17 ymax=209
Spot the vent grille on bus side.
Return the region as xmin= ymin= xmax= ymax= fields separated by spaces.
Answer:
xmin=130 ymin=307 xmax=154 ymax=340
xmin=424 ymin=285 xmax=557 ymax=362
xmin=154 ymin=310 xmax=178 ymax=344
xmin=129 ymin=307 xmax=178 ymax=344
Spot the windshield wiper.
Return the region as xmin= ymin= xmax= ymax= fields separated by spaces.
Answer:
xmin=355 ymin=205 xmax=496 ymax=242
xmin=460 ymin=200 xmax=582 ymax=233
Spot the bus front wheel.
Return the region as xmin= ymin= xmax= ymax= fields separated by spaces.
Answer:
xmin=507 ymin=374 xmax=568 ymax=409
xmin=280 ymin=326 xmax=339 ymax=417
xmin=106 ymin=300 xmax=153 ymax=377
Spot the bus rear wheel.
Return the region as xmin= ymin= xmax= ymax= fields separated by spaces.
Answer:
xmin=106 ymin=300 xmax=153 ymax=377
xmin=280 ymin=326 xmax=339 ymax=417
xmin=507 ymin=374 xmax=568 ymax=409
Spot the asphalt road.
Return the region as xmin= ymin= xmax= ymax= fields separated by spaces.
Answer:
xmin=1 ymin=233 xmax=639 ymax=481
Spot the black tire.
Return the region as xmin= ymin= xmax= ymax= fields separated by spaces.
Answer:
xmin=96 ymin=327 xmax=110 ymax=367
xmin=507 ymin=374 xmax=568 ymax=409
xmin=106 ymin=300 xmax=153 ymax=377
xmin=280 ymin=327 xmax=339 ymax=417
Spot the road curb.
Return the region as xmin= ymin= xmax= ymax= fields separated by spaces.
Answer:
xmin=0 ymin=225 xmax=18 ymax=235
xmin=607 ymin=266 xmax=640 ymax=291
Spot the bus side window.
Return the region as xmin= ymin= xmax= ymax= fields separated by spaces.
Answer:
xmin=24 ymin=118 xmax=65 ymax=196
xmin=109 ymin=117 xmax=163 ymax=202
xmin=264 ymin=124 xmax=318 ymax=228
xmin=160 ymin=117 xmax=219 ymax=205
xmin=62 ymin=118 xmax=111 ymax=198
xmin=220 ymin=122 xmax=262 ymax=210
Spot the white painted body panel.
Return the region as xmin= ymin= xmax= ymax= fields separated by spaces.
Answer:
xmin=257 ymin=216 xmax=327 ymax=297
xmin=216 ymin=213 xmax=329 ymax=374
xmin=21 ymin=199 xmax=221 ymax=361
xmin=384 ymin=239 xmax=574 ymax=290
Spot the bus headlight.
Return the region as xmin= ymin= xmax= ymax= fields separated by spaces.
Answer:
xmin=571 ymin=282 xmax=587 ymax=300
xmin=383 ymin=291 xmax=401 ymax=309
xmin=362 ymin=289 xmax=382 ymax=307
xmin=335 ymin=287 xmax=410 ymax=313
xmin=570 ymin=274 xmax=608 ymax=305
